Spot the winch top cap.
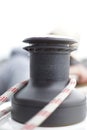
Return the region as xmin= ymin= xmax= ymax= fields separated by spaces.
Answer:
xmin=23 ymin=36 xmax=77 ymax=45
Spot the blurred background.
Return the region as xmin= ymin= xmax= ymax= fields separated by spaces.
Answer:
xmin=0 ymin=0 xmax=87 ymax=60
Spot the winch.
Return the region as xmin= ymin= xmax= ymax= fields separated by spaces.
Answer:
xmin=0 ymin=36 xmax=86 ymax=130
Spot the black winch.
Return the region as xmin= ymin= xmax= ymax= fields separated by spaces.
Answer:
xmin=11 ymin=36 xmax=86 ymax=127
